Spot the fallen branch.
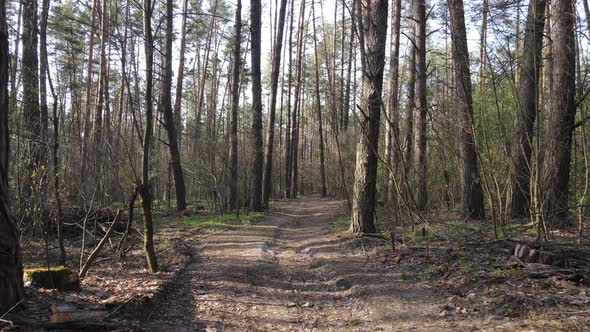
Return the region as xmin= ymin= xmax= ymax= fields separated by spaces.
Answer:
xmin=79 ymin=209 xmax=122 ymax=279
xmin=105 ymin=295 xmax=136 ymax=318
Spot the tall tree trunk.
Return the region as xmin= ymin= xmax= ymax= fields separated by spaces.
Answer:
xmin=93 ymin=0 xmax=108 ymax=188
xmin=479 ymin=0 xmax=489 ymax=86
xmin=583 ymin=0 xmax=590 ymax=36
xmin=404 ymin=40 xmax=416 ymax=182
xmin=80 ymin=0 xmax=99 ymax=186
xmin=312 ymin=1 xmax=326 ymax=198
xmin=163 ymin=0 xmax=187 ymax=212
xmin=350 ymin=0 xmax=388 ymax=234
xmin=173 ymin=0 xmax=189 ymax=148
xmin=194 ymin=0 xmax=219 ymax=157
xmin=39 ymin=0 xmax=49 ymax=161
xmin=284 ymin=0 xmax=294 ymax=198
xmin=228 ymin=0 xmax=241 ymax=210
xmin=540 ymin=0 xmax=576 ymax=228
xmin=289 ymin=0 xmax=306 ymax=198
xmin=343 ymin=5 xmax=355 ymax=131
xmin=448 ymin=0 xmax=486 ymax=219
xmin=383 ymin=0 xmax=401 ymax=204
xmin=0 ymin=0 xmax=25 ymax=311
xmin=141 ymin=0 xmax=158 ymax=272
xmin=510 ymin=0 xmax=547 ymax=218
xmin=262 ymin=0 xmax=288 ymax=208
xmin=9 ymin=1 xmax=20 ymax=117
xmin=40 ymin=0 xmax=66 ymax=264
xmin=414 ymin=0 xmax=428 ymax=211
xmin=21 ymin=0 xmax=40 ymax=202
xmin=249 ymin=0 xmax=264 ymax=211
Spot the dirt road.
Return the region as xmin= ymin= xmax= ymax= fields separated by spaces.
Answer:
xmin=144 ymin=196 xmax=520 ymax=331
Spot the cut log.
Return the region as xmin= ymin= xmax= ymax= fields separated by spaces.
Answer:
xmin=513 ymin=243 xmax=570 ymax=267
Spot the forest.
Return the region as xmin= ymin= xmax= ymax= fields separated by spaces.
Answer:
xmin=1 ymin=0 xmax=590 ymax=330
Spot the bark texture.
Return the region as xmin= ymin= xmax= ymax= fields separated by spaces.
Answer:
xmin=250 ymin=0 xmax=264 ymax=211
xmin=350 ymin=0 xmax=388 ymax=234
xmin=414 ymin=0 xmax=428 ymax=211
xmin=0 ymin=0 xmax=25 ymax=312
xmin=141 ymin=0 xmax=158 ymax=272
xmin=228 ymin=0 xmax=241 ymax=210
xmin=262 ymin=0 xmax=288 ymax=207
xmin=448 ymin=0 xmax=486 ymax=219
xmin=510 ymin=0 xmax=547 ymax=218
xmin=163 ymin=0 xmax=187 ymax=212
xmin=540 ymin=0 xmax=576 ymax=227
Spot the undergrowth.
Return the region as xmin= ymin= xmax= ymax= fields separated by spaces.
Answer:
xmin=184 ymin=212 xmax=263 ymax=228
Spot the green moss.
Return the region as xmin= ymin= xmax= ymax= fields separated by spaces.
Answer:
xmin=24 ymin=266 xmax=79 ymax=291
xmin=24 ymin=265 xmax=68 ymax=274
xmin=184 ymin=213 xmax=263 ymax=228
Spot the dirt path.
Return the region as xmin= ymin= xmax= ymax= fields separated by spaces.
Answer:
xmin=143 ymin=196 xmax=519 ymax=331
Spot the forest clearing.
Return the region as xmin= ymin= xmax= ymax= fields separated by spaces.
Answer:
xmin=1 ymin=0 xmax=590 ymax=330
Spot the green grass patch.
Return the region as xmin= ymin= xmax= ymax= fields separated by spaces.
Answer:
xmin=349 ymin=318 xmax=364 ymax=326
xmin=326 ymin=216 xmax=350 ymax=233
xmin=184 ymin=212 xmax=263 ymax=228
xmin=526 ymin=227 xmax=537 ymax=237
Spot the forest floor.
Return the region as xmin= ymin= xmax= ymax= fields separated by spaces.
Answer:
xmin=6 ymin=195 xmax=590 ymax=331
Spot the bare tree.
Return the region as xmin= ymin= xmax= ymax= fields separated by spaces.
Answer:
xmin=228 ymin=0 xmax=241 ymax=210
xmin=383 ymin=0 xmax=401 ymax=204
xmin=448 ymin=0 xmax=485 ymax=219
xmin=250 ymin=0 xmax=264 ymax=211
xmin=540 ymin=0 xmax=576 ymax=228
xmin=510 ymin=0 xmax=547 ymax=218
xmin=414 ymin=0 xmax=428 ymax=211
xmin=173 ymin=0 xmax=189 ymax=147
xmin=262 ymin=0 xmax=288 ymax=208
xmin=0 ymin=0 xmax=24 ymax=311
xmin=21 ymin=0 xmax=40 ymax=198
xmin=312 ymin=0 xmax=326 ymax=198
xmin=350 ymin=0 xmax=388 ymax=234
xmin=141 ymin=0 xmax=158 ymax=272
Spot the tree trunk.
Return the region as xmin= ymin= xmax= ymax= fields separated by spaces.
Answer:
xmin=21 ymin=0 xmax=40 ymax=198
xmin=228 ymin=0 xmax=241 ymax=210
xmin=404 ymin=41 xmax=416 ymax=184
xmin=93 ymin=0 xmax=108 ymax=186
xmin=284 ymin=0 xmax=295 ymax=199
xmin=448 ymin=0 xmax=486 ymax=219
xmin=540 ymin=0 xmax=576 ymax=228
xmin=583 ymin=0 xmax=590 ymax=36
xmin=0 ymin=0 xmax=25 ymax=311
xmin=383 ymin=0 xmax=401 ymax=204
xmin=141 ymin=0 xmax=158 ymax=272
xmin=414 ymin=0 xmax=428 ymax=211
xmin=510 ymin=0 xmax=547 ymax=218
xmin=193 ymin=0 xmax=219 ymax=158
xmin=39 ymin=0 xmax=49 ymax=160
xmin=350 ymin=0 xmax=388 ymax=234
xmin=173 ymin=0 xmax=189 ymax=148
xmin=163 ymin=0 xmax=187 ymax=212
xmin=289 ymin=0 xmax=306 ymax=199
xmin=80 ymin=0 xmax=98 ymax=186
xmin=249 ymin=0 xmax=264 ymax=211
xmin=262 ymin=0 xmax=288 ymax=207
xmin=312 ymin=1 xmax=326 ymax=198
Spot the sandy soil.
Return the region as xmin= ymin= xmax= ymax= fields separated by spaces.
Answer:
xmin=141 ymin=196 xmax=529 ymax=331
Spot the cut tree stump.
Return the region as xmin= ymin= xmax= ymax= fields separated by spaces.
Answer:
xmin=23 ymin=266 xmax=80 ymax=291
xmin=513 ymin=243 xmax=570 ymax=267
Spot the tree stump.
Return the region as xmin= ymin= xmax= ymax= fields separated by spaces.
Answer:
xmin=23 ymin=266 xmax=80 ymax=291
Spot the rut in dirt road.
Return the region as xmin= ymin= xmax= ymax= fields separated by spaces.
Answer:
xmin=143 ymin=196 xmax=489 ymax=331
